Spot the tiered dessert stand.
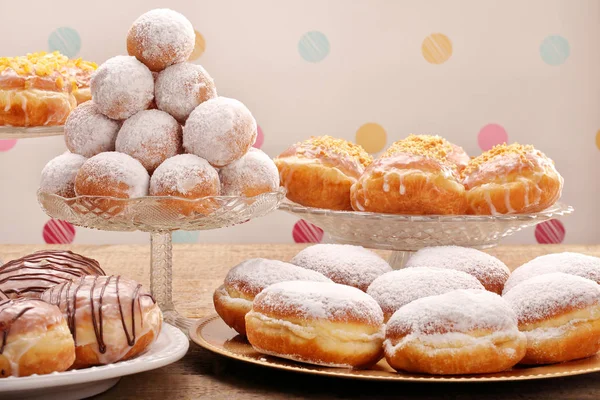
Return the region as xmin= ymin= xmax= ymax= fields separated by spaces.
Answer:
xmin=278 ymin=200 xmax=574 ymax=268
xmin=0 ymin=125 xmax=64 ymax=139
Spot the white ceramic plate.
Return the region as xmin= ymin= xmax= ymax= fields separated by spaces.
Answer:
xmin=0 ymin=323 xmax=189 ymax=400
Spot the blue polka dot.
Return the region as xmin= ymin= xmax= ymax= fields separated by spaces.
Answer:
xmin=172 ymin=231 xmax=200 ymax=244
xmin=48 ymin=27 xmax=81 ymax=58
xmin=540 ymin=35 xmax=570 ymax=66
xmin=298 ymin=31 xmax=330 ymax=63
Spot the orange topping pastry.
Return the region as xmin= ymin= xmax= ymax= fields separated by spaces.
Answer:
xmin=0 ymin=51 xmax=97 ymax=77
xmin=461 ymin=143 xmax=536 ymax=178
xmin=296 ymin=135 xmax=372 ymax=167
xmin=384 ymin=134 xmax=455 ymax=163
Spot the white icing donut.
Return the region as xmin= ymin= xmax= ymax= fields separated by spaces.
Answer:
xmin=115 ymin=110 xmax=182 ymax=173
xmin=155 ymin=62 xmax=217 ymax=123
xmin=90 ymin=56 xmax=154 ymax=120
xmin=150 ymin=154 xmax=219 ymax=197
xmin=183 ymin=97 xmax=257 ymax=167
xmin=219 ymin=148 xmax=280 ymax=197
xmin=64 ymin=101 xmax=120 ymax=157
xmin=40 ymin=152 xmax=87 ymax=198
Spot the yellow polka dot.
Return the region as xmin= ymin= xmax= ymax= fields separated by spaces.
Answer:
xmin=596 ymin=130 xmax=600 ymax=150
xmin=355 ymin=123 xmax=387 ymax=153
xmin=189 ymin=31 xmax=206 ymax=61
xmin=422 ymin=33 xmax=452 ymax=64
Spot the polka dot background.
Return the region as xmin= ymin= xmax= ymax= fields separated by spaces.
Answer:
xmin=540 ymin=35 xmax=570 ymax=66
xmin=535 ymin=220 xmax=566 ymax=244
xmin=355 ymin=123 xmax=387 ymax=153
xmin=0 ymin=140 xmax=17 ymax=152
xmin=189 ymin=30 xmax=206 ymax=61
xmin=298 ymin=31 xmax=330 ymax=62
xmin=173 ymin=231 xmax=200 ymax=243
xmin=595 ymin=130 xmax=600 ymax=151
xmin=292 ymin=220 xmax=324 ymax=243
xmin=478 ymin=124 xmax=508 ymax=151
xmin=421 ymin=33 xmax=453 ymax=64
xmin=43 ymin=220 xmax=76 ymax=244
xmin=253 ymin=125 xmax=264 ymax=149
xmin=48 ymin=27 xmax=81 ymax=58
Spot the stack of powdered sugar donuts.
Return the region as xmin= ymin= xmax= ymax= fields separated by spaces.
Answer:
xmin=39 ymin=8 xmax=279 ymax=215
xmin=213 ymin=244 xmax=600 ymax=375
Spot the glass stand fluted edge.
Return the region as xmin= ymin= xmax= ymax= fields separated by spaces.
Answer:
xmin=150 ymin=231 xmax=193 ymax=333
xmin=387 ymin=251 xmax=413 ymax=269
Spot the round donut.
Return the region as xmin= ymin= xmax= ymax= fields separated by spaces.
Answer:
xmin=245 ymin=281 xmax=384 ymax=368
xmin=290 ymin=244 xmax=391 ymax=292
xmin=183 ymin=97 xmax=257 ymax=167
xmin=384 ymin=289 xmax=526 ymax=375
xmin=115 ymin=109 xmax=182 ymax=173
xmin=75 ymin=152 xmax=150 ymax=214
xmin=90 ymin=55 xmax=154 ymax=120
xmin=219 ymin=148 xmax=280 ymax=197
xmin=503 ymin=272 xmax=600 ymax=364
xmin=0 ymin=250 xmax=104 ymax=299
xmin=274 ymin=136 xmax=372 ymax=210
xmin=405 ymin=246 xmax=510 ymax=294
xmin=503 ymin=252 xmax=600 ymax=294
xmin=40 ymin=152 xmax=87 ymax=198
xmin=149 ymin=154 xmax=220 ymax=216
xmin=367 ymin=267 xmax=484 ymax=321
xmin=351 ymin=135 xmax=467 ymax=214
xmin=0 ymin=298 xmax=75 ymax=377
xmin=155 ymin=62 xmax=217 ymax=123
xmin=41 ymin=275 xmax=163 ymax=368
xmin=64 ymin=101 xmax=121 ymax=157
xmin=127 ymin=8 xmax=195 ymax=72
xmin=462 ymin=143 xmax=563 ymax=215
xmin=213 ymin=258 xmax=330 ymax=336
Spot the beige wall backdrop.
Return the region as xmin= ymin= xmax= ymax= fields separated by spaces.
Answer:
xmin=0 ymin=0 xmax=598 ymax=245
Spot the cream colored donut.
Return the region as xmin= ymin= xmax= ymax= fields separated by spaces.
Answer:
xmin=219 ymin=148 xmax=280 ymax=197
xmin=40 ymin=152 xmax=87 ymax=198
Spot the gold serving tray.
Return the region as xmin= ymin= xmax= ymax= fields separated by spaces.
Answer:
xmin=191 ymin=315 xmax=600 ymax=382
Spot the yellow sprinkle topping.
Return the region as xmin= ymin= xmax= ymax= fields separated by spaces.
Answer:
xmin=461 ymin=143 xmax=536 ymax=177
xmin=384 ymin=134 xmax=454 ymax=162
xmin=0 ymin=51 xmax=97 ymax=77
xmin=298 ymin=135 xmax=372 ymax=166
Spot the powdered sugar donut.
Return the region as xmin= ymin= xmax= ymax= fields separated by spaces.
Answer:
xmin=75 ymin=152 xmax=149 ymax=213
xmin=367 ymin=267 xmax=484 ymax=321
xmin=385 ymin=289 xmax=526 ymax=375
xmin=290 ymin=244 xmax=391 ymax=292
xmin=503 ymin=252 xmax=600 ymax=294
xmin=64 ymin=101 xmax=120 ymax=157
xmin=503 ymin=272 xmax=600 ymax=364
xmin=150 ymin=154 xmax=220 ymax=215
xmin=91 ymin=56 xmax=154 ymax=120
xmin=155 ymin=63 xmax=217 ymax=123
xmin=40 ymin=152 xmax=87 ymax=198
xmin=213 ymin=258 xmax=330 ymax=335
xmin=406 ymin=246 xmax=511 ymax=294
xmin=219 ymin=148 xmax=279 ymax=197
xmin=115 ymin=110 xmax=182 ymax=173
xmin=245 ymin=281 xmax=385 ymax=368
xmin=183 ymin=97 xmax=257 ymax=167
xmin=127 ymin=9 xmax=195 ymax=72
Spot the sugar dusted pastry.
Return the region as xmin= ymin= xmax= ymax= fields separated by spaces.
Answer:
xmin=503 ymin=273 xmax=600 ymax=364
xmin=0 ymin=298 xmax=75 ymax=377
xmin=219 ymin=148 xmax=280 ymax=197
xmin=351 ymin=135 xmax=467 ymax=214
xmin=40 ymin=152 xmax=87 ymax=198
xmin=384 ymin=289 xmax=526 ymax=375
xmin=64 ymin=101 xmax=120 ymax=158
xmin=245 ymin=281 xmax=385 ymax=368
xmin=213 ymin=258 xmax=330 ymax=335
xmin=275 ymin=136 xmax=372 ymax=210
xmin=462 ymin=143 xmax=563 ymax=215
xmin=290 ymin=244 xmax=391 ymax=292
xmin=41 ymin=275 xmax=162 ymax=368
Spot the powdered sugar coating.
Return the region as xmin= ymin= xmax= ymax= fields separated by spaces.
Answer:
xmin=290 ymin=244 xmax=391 ymax=292
xmin=91 ymin=56 xmax=154 ymax=120
xmin=115 ymin=110 xmax=182 ymax=172
xmin=127 ymin=9 xmax=195 ymax=72
xmin=503 ymin=252 xmax=600 ymax=294
xmin=406 ymin=246 xmax=510 ymax=294
xmin=386 ymin=289 xmax=519 ymax=336
xmin=503 ymin=272 xmax=600 ymax=325
xmin=183 ymin=97 xmax=257 ymax=167
xmin=219 ymin=148 xmax=280 ymax=197
xmin=64 ymin=101 xmax=120 ymax=157
xmin=150 ymin=154 xmax=219 ymax=196
xmin=155 ymin=63 xmax=217 ymax=123
xmin=367 ymin=267 xmax=484 ymax=319
xmin=40 ymin=152 xmax=87 ymax=197
xmin=224 ymin=258 xmax=331 ymax=297
xmin=253 ymin=281 xmax=384 ymax=326
xmin=75 ymin=152 xmax=149 ymax=198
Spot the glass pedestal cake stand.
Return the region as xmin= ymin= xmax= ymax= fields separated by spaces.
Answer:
xmin=279 ymin=200 xmax=574 ymax=268
xmin=0 ymin=125 xmax=64 ymax=139
xmin=38 ymin=189 xmax=286 ymax=331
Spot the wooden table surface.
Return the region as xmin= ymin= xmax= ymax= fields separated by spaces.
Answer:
xmin=2 ymin=243 xmax=600 ymax=400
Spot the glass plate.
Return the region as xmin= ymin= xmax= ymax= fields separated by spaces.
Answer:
xmin=0 ymin=125 xmax=64 ymax=139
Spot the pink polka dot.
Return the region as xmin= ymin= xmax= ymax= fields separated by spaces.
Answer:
xmin=292 ymin=220 xmax=324 ymax=243
xmin=0 ymin=140 xmax=17 ymax=152
xmin=253 ymin=125 xmax=264 ymax=149
xmin=478 ymin=124 xmax=508 ymax=151
xmin=43 ymin=219 xmax=76 ymax=244
xmin=535 ymin=219 xmax=565 ymax=244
